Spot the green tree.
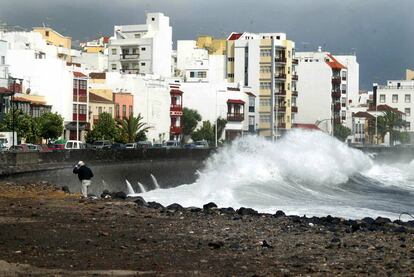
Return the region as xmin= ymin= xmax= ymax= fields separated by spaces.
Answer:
xmin=181 ymin=108 xmax=201 ymax=142
xmin=86 ymin=112 xmax=118 ymax=143
xmin=38 ymin=112 xmax=64 ymax=142
xmin=191 ymin=118 xmax=227 ymax=146
xmin=334 ymin=124 xmax=351 ymax=142
xmin=376 ymin=110 xmax=407 ymax=145
xmin=116 ymin=114 xmax=150 ymax=143
xmin=0 ymin=110 xmax=40 ymax=143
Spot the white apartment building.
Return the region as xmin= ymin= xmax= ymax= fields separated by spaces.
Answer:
xmin=108 ymin=13 xmax=172 ymax=78
xmin=295 ymin=49 xmax=358 ymax=133
xmin=375 ymin=80 xmax=414 ymax=142
xmin=0 ymin=40 xmax=8 ymax=88
xmin=73 ymin=52 xmax=108 ymax=72
xmin=226 ymin=32 xmax=297 ymax=138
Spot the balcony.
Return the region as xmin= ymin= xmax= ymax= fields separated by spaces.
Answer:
xmin=73 ymin=113 xmax=87 ymax=122
xmin=275 ymin=90 xmax=286 ymax=96
xmin=73 ymin=95 xmax=87 ymax=102
xmin=275 ymin=106 xmax=286 ymax=112
xmin=292 ymin=58 xmax=299 ymax=65
xmin=291 ymin=106 xmax=298 ymax=113
xmin=277 ymin=123 xmax=286 ymax=129
xmin=332 ymin=76 xmax=341 ymax=84
xmin=274 ymin=73 xmax=286 ymax=80
xmin=342 ymin=76 xmax=347 ymax=81
xmin=170 ymin=126 xmax=182 ymax=134
xmin=170 ymin=104 xmax=182 ymax=112
xmin=120 ymin=54 xmax=140 ymax=60
xmin=292 ymin=91 xmax=298 ymax=97
xmin=333 ymin=103 xmax=341 ymax=112
xmin=275 ymin=57 xmax=287 ymax=63
xmin=121 ymin=69 xmax=139 ymax=74
xmin=227 ymin=113 xmax=244 ymax=122
xmin=292 ymin=74 xmax=298 ymax=81
xmin=331 ymin=91 xmax=341 ymax=99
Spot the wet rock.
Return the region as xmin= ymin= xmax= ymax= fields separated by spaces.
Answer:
xmin=289 ymin=215 xmax=302 ymax=223
xmin=148 ymin=201 xmax=164 ymax=209
xmin=362 ymin=217 xmax=375 ymax=225
xmin=237 ymin=207 xmax=258 ymax=216
xmin=133 ymin=197 xmax=148 ymax=207
xmin=274 ymin=210 xmax=286 ymax=218
xmin=219 ymin=207 xmax=235 ymax=214
xmin=208 ymin=241 xmax=224 ymax=249
xmin=260 ymin=240 xmax=273 ymax=248
xmin=188 ymin=207 xmax=202 ymax=212
xmin=375 ymin=217 xmax=391 ymax=225
xmin=61 ymin=186 xmax=70 ymax=194
xmin=111 ymin=191 xmax=127 ymax=200
xmin=100 ymin=190 xmax=110 ymax=198
xmin=166 ymin=203 xmax=183 ymax=211
xmin=203 ymin=202 xmax=218 ymax=210
xmin=393 ymin=226 xmax=408 ymax=233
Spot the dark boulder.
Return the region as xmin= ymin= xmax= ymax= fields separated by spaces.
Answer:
xmin=393 ymin=226 xmax=408 ymax=233
xmin=148 ymin=201 xmax=164 ymax=209
xmin=237 ymin=207 xmax=258 ymax=216
xmin=208 ymin=241 xmax=224 ymax=249
xmin=362 ymin=217 xmax=375 ymax=225
xmin=61 ymin=186 xmax=70 ymax=194
xmin=133 ymin=196 xmax=148 ymax=207
xmin=188 ymin=206 xmax=202 ymax=212
xmin=375 ymin=217 xmax=391 ymax=225
xmin=100 ymin=190 xmax=111 ymax=198
xmin=203 ymin=202 xmax=218 ymax=210
xmin=219 ymin=207 xmax=235 ymax=214
xmin=166 ymin=203 xmax=184 ymax=211
xmin=274 ymin=210 xmax=286 ymax=218
xmin=111 ymin=191 xmax=127 ymax=200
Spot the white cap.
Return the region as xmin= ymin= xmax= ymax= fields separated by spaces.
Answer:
xmin=77 ymin=161 xmax=85 ymax=166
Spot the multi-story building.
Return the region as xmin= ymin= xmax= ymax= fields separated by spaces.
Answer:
xmin=69 ymin=72 xmax=89 ymax=141
xmin=226 ymin=32 xmax=296 ymax=138
xmin=89 ymin=92 xmax=114 ymax=129
xmin=196 ymin=36 xmax=226 ymax=55
xmin=375 ymin=80 xmax=414 ymax=143
xmin=32 ymin=27 xmax=72 ymax=61
xmin=108 ymin=13 xmax=172 ymax=77
xmin=0 ymin=40 xmax=8 ymax=88
xmin=113 ymin=92 xmax=134 ymax=121
xmin=80 ymin=36 xmax=109 ymax=53
xmin=295 ymin=49 xmax=358 ymax=133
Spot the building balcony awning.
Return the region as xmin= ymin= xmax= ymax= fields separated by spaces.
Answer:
xmin=65 ymin=122 xmax=88 ymax=131
xmin=227 ymin=99 xmax=245 ymax=104
xmin=170 ymin=89 xmax=183 ymax=95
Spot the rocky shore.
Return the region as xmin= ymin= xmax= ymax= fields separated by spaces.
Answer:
xmin=0 ymin=182 xmax=414 ymax=276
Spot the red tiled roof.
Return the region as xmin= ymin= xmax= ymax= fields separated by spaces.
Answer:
xmin=293 ymin=123 xmax=321 ymax=131
xmin=103 ymin=36 xmax=109 ymax=44
xmin=89 ymin=92 xmax=113 ymax=103
xmin=353 ymin=111 xmax=375 ymax=119
xmin=89 ymin=72 xmax=106 ymax=79
xmin=368 ymin=104 xmax=404 ymax=115
xmin=325 ymin=54 xmax=346 ymax=70
xmin=245 ymin=92 xmax=256 ymax=97
xmin=73 ymin=71 xmax=87 ymax=78
xmin=0 ymin=87 xmax=13 ymax=95
xmin=170 ymin=89 xmax=183 ymax=95
xmin=228 ymin=33 xmax=243 ymax=41
xmin=227 ymin=99 xmax=245 ymax=104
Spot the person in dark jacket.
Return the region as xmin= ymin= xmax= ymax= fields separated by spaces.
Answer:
xmin=73 ymin=161 xmax=94 ymax=197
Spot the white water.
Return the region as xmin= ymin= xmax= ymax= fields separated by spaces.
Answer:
xmin=138 ymin=130 xmax=414 ymax=220
xmin=137 ymin=182 xmax=147 ymax=193
xmin=125 ymin=179 xmax=135 ymax=195
xmin=150 ymin=174 xmax=160 ymax=189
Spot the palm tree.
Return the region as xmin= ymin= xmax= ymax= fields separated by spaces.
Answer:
xmin=117 ymin=114 xmax=150 ymax=143
xmin=376 ymin=109 xmax=407 ymax=145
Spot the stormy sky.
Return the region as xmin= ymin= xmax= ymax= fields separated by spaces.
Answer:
xmin=1 ymin=0 xmax=413 ymax=89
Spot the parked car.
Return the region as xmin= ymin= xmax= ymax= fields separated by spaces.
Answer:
xmin=195 ymin=140 xmax=209 ymax=149
xmin=8 ymin=144 xmax=30 ymax=152
xmin=51 ymin=144 xmax=65 ymax=151
xmin=38 ymin=144 xmax=52 ymax=152
xmin=137 ymin=141 xmax=152 ymax=149
xmin=65 ymin=140 xmax=85 ymax=150
xmin=111 ymin=143 xmax=126 ymax=150
xmin=151 ymin=143 xmax=163 ymax=148
xmin=125 ymin=142 xmax=137 ymax=149
xmin=184 ymin=143 xmax=196 ymax=149
xmin=91 ymin=140 xmax=112 ymax=149
xmin=164 ymin=140 xmax=180 ymax=149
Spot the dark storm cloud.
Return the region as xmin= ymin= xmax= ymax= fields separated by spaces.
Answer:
xmin=1 ymin=0 xmax=413 ymax=89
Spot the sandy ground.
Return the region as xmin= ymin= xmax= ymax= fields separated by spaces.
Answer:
xmin=0 ymin=182 xmax=414 ymax=276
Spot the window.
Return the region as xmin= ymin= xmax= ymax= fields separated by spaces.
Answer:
xmin=249 ymin=115 xmax=255 ymax=125
xmin=405 ymin=108 xmax=411 ymax=117
xmin=141 ymin=62 xmax=146 ymax=66
xmin=406 ymin=122 xmax=411 ymax=130
xmin=73 ymin=104 xmax=77 ymax=113
xmin=0 ymin=56 xmax=4 ymax=65
xmin=405 ymin=94 xmax=411 ymax=103
xmin=122 ymin=105 xmax=126 ymax=118
xmin=141 ymin=47 xmax=146 ymax=51
xmin=392 ymin=94 xmax=398 ymax=103
xmin=260 ymin=115 xmax=271 ymax=123
xmin=260 ymin=82 xmax=271 ymax=90
xmin=79 ymin=104 xmax=87 ymax=115
xmin=109 ymin=107 xmax=113 ymax=115
xmin=152 ymin=17 xmax=155 ymax=21
xmin=380 ymin=94 xmax=385 ymax=103
xmin=111 ymin=64 xmax=117 ymax=70
xmin=98 ymin=107 xmax=102 ymax=114
xmin=228 ymin=57 xmax=234 ymax=62
xmin=259 ymin=98 xmax=271 ymax=106
xmin=79 ymin=80 xmax=87 ymax=89
xmin=45 ymin=31 xmax=49 ymax=37
xmin=260 ymin=49 xmax=271 ymax=56
xmin=116 ymin=104 xmax=120 ymax=118
xmin=134 ymin=34 xmax=141 ymax=38
xmin=260 ymin=66 xmax=271 ymax=73
xmin=129 ymin=105 xmax=133 ymax=115
xmin=190 ymin=71 xmax=195 ymax=78
xmin=227 ymin=73 xmax=234 ymax=78
xmin=111 ymin=48 xmax=117 ymax=55
xmin=73 ymin=79 xmax=78 ymax=89
xmin=197 ymin=71 xmax=207 ymax=78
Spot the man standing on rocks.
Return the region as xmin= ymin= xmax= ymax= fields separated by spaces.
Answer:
xmin=73 ymin=161 xmax=94 ymax=198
